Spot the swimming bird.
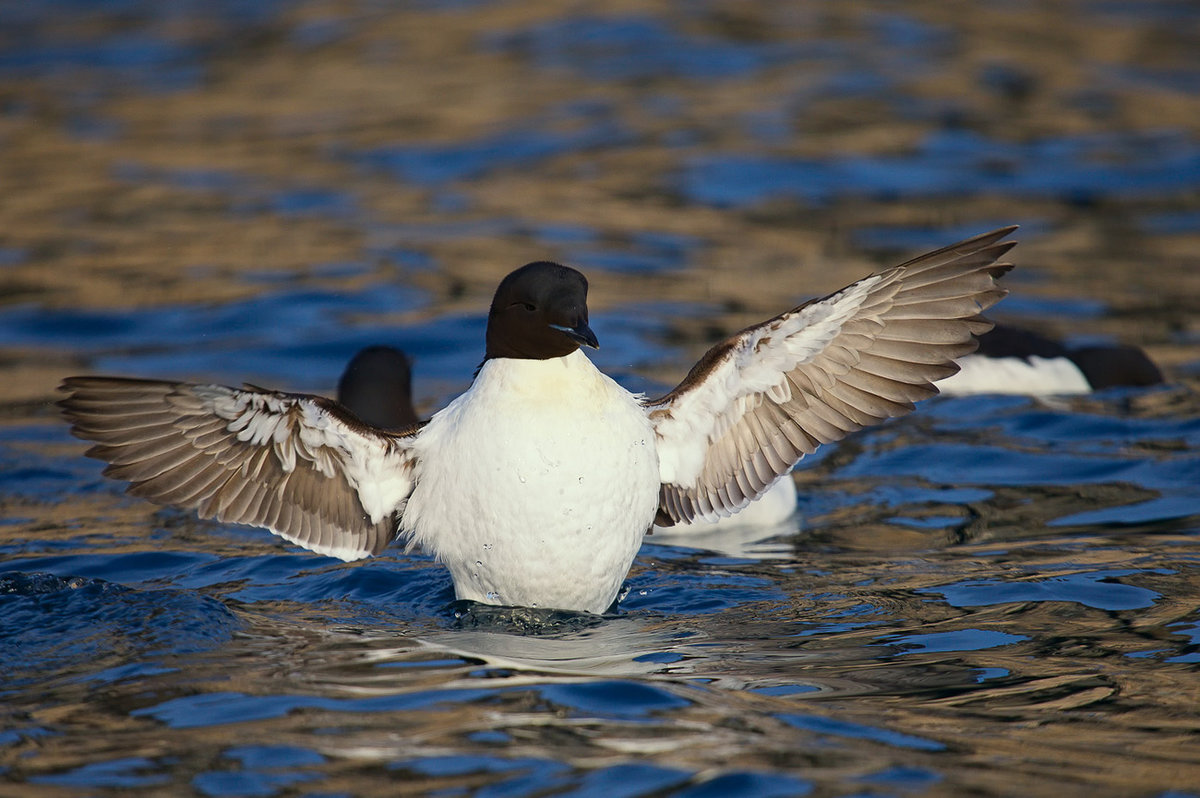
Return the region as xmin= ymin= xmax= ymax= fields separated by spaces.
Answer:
xmin=59 ymin=226 xmax=1016 ymax=614
xmin=337 ymin=345 xmax=420 ymax=430
xmin=936 ymin=322 xmax=1163 ymax=396
xmin=336 ymin=344 xmax=800 ymax=530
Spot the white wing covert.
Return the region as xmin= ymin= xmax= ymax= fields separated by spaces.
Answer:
xmin=59 ymin=377 xmax=421 ymax=560
xmin=646 ymin=227 xmax=1017 ymax=526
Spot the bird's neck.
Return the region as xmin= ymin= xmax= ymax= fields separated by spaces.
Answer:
xmin=474 ymin=350 xmax=605 ymax=402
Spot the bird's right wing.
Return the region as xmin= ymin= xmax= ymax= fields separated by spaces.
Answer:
xmin=645 ymin=227 xmax=1016 ymax=525
xmin=59 ymin=377 xmax=423 ymax=560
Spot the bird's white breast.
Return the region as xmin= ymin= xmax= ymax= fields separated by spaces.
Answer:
xmin=402 ymin=350 xmax=659 ymax=614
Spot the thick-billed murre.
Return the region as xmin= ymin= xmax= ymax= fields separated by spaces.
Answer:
xmin=336 ymin=344 xmax=799 ymax=530
xmin=59 ymin=227 xmax=1016 ymax=614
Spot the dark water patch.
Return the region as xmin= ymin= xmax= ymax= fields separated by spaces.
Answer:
xmin=0 ymin=0 xmax=297 ymax=98
xmin=677 ymin=771 xmax=814 ymax=797
xmin=923 ymin=568 xmax=1163 ymax=611
xmin=776 ymin=713 xmax=945 ymax=752
xmin=113 ymin=161 xmax=245 ymax=193
xmin=928 ymin=398 xmax=1200 ymax=455
xmin=2 ymin=550 xmax=217 ymax=585
xmin=988 ymin=293 xmax=1107 ymax=319
xmin=192 ymin=745 xmax=325 ymax=797
xmin=0 ymin=31 xmax=205 ymax=94
xmin=84 ymin=544 xmax=456 ymax=624
xmin=1110 ymin=65 xmax=1200 ymax=95
xmin=623 ymin=549 xmax=786 ymax=616
xmin=0 ymin=544 xmax=441 ymax=633
xmin=0 ymin=246 xmax=28 ymax=267
xmin=485 ymin=15 xmax=802 ymax=82
xmin=133 ymin=686 xmax=497 ymax=729
xmin=64 ymin=113 xmax=124 ymax=141
xmin=366 ymin=245 xmax=439 ymax=274
xmin=974 ymin=667 xmax=1009 ymax=682
xmin=835 ymin=396 xmax=1200 ymax=529
xmin=0 ymin=0 xmax=291 ymax=27
xmin=1139 ymin=209 xmax=1200 ymax=235
xmin=1168 ymin=620 xmax=1199 ymax=645
xmin=1161 ymin=620 xmax=1200 ymax=663
xmin=354 ymin=114 xmax=629 ymax=187
xmin=284 ymin=557 xmax=450 ymax=610
xmin=892 ymin=396 xmax=1200 ymax=528
xmin=840 ymin=441 xmax=1142 ymax=487
xmin=851 ymin=219 xmax=1052 ymax=254
xmin=570 ymin=245 xmax=684 ymax=275
xmin=268 ymin=186 xmax=359 ymax=219
xmin=0 ymin=572 xmax=238 ymax=690
xmin=871 ymin=483 xmax=994 ymax=508
xmin=513 ymin=222 xmax=702 ymax=275
xmin=539 ymin=680 xmax=692 ymax=719
xmin=526 ymin=222 xmax=597 ymax=246
xmin=592 ymin=302 xmax=685 ymax=353
xmin=0 ymin=286 xmax=421 ymax=351
xmin=113 ymin=162 xmax=362 ymax=221
xmin=1052 ymin=494 xmax=1200 ymax=527
xmin=395 ymin=754 xmax=570 ymax=793
xmin=0 ymin=425 xmax=97 ymax=504
xmin=289 ymin=15 xmax=352 ymax=49
xmin=874 ymin=628 xmax=1029 ymax=656
xmin=680 ymin=129 xmax=1200 ymax=208
xmin=363 ymin=216 xmax=521 ymax=247
xmin=887 ymin=513 xmax=965 ymax=530
xmin=750 ymin=683 xmax=821 ymax=697
xmin=793 ymin=619 xmax=887 ymax=639
xmin=568 ymin=763 xmax=692 ymax=796
xmin=867 ymin=11 xmax=951 ymax=53
xmin=858 ymin=765 xmax=941 ymax=791
xmin=29 ymin=756 xmax=170 ymax=789
xmin=394 ymin=757 xmax=704 ymax=798
xmin=0 ymin=283 xmax=426 ymax=389
xmin=1089 ymin=0 xmax=1200 ymax=23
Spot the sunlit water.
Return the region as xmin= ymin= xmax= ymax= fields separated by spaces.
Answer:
xmin=2 ymin=2 xmax=1200 ymax=796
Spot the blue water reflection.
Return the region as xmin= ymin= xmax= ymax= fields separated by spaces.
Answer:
xmin=30 ymin=757 xmax=170 ymax=790
xmin=875 ymin=629 xmax=1029 ymax=655
xmin=923 ymin=569 xmax=1162 ymax=611
xmin=135 ymin=686 xmax=498 ymax=730
xmin=776 ymin=713 xmax=945 ymax=752
xmin=354 ymin=115 xmax=629 ymax=186
xmin=0 ymin=572 xmax=239 ymax=687
xmin=485 ymin=15 xmax=800 ymax=81
xmin=682 ymin=130 xmax=1200 ymax=208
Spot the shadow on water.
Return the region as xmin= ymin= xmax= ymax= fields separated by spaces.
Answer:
xmin=1 ymin=0 xmax=1200 ymax=795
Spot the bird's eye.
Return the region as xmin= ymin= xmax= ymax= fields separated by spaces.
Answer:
xmin=510 ymin=301 xmax=536 ymax=312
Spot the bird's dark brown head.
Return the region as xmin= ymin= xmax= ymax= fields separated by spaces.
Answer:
xmin=485 ymin=261 xmax=599 ymax=360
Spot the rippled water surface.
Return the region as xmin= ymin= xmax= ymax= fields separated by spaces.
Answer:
xmin=2 ymin=1 xmax=1200 ymax=796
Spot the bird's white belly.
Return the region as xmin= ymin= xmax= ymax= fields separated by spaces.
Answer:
xmin=403 ymin=354 xmax=659 ymax=614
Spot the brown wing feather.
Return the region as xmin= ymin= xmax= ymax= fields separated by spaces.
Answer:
xmin=59 ymin=376 xmax=422 ymax=559
xmin=647 ymin=226 xmax=1017 ymax=526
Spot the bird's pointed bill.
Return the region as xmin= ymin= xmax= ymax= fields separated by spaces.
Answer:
xmin=550 ymin=322 xmax=599 ymax=349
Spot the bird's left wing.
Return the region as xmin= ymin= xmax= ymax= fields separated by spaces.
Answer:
xmin=59 ymin=376 xmax=422 ymax=560
xmin=645 ymin=227 xmax=1016 ymax=526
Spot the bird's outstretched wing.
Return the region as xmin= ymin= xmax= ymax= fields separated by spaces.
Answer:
xmin=59 ymin=377 xmax=422 ymax=560
xmin=645 ymin=226 xmax=1017 ymax=526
